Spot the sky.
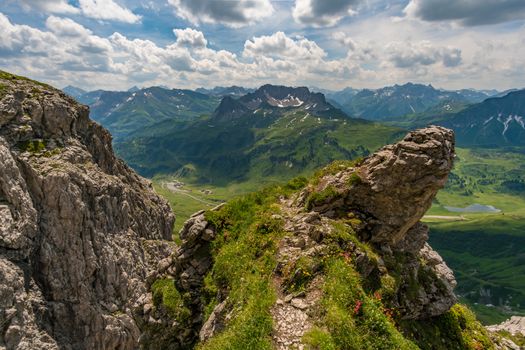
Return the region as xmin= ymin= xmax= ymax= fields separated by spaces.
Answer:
xmin=1 ymin=0 xmax=524 ymax=91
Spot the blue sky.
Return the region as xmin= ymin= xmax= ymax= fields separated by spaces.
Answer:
xmin=1 ymin=0 xmax=524 ymax=91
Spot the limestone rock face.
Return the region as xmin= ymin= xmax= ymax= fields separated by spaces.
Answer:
xmin=488 ymin=316 xmax=525 ymax=337
xmin=307 ymin=125 xmax=455 ymax=245
xmin=137 ymin=208 xmax=219 ymax=349
xmin=301 ymin=126 xmax=457 ymax=319
xmin=487 ymin=317 xmax=525 ymax=350
xmin=0 ymin=74 xmax=174 ymax=349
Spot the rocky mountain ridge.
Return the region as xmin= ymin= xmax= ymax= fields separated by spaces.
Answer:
xmin=136 ymin=126 xmax=505 ymax=349
xmin=211 ymin=84 xmax=344 ymax=121
xmin=0 ymin=71 xmax=174 ymax=349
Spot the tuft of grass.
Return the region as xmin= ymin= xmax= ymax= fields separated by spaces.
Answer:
xmin=347 ymin=171 xmax=363 ymax=186
xmin=282 ymin=255 xmax=318 ymax=293
xmin=18 ymin=140 xmax=46 ymax=153
xmin=400 ymin=304 xmax=495 ymax=350
xmin=303 ymin=327 xmax=337 ymax=350
xmin=305 ymin=185 xmax=340 ymax=210
xmin=151 ymin=278 xmax=191 ymax=323
xmin=312 ymin=159 xmax=363 ymax=185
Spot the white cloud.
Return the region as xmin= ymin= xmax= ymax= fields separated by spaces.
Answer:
xmin=173 ymin=28 xmax=207 ymax=48
xmin=332 ymin=32 xmax=356 ymax=50
xmin=11 ymin=0 xmax=141 ymax=23
xmin=17 ymin=0 xmax=80 ymax=14
xmin=404 ymin=0 xmax=525 ymax=26
xmin=45 ymin=16 xmax=92 ymax=37
xmin=78 ymin=0 xmax=141 ymax=23
xmin=243 ymin=31 xmax=326 ymax=60
xmin=386 ymin=41 xmax=462 ymax=68
xmin=293 ymin=0 xmax=361 ymax=27
xmin=167 ymin=0 xmax=274 ymax=27
xmin=1 ymin=11 xmax=524 ymax=92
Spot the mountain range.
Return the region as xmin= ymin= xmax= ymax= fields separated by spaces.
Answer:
xmin=329 ymin=83 xmax=493 ymax=121
xmin=62 ymin=82 xmax=525 ymax=181
xmin=115 ymin=84 xmax=401 ymax=181
xmin=77 ymin=87 xmax=220 ymax=139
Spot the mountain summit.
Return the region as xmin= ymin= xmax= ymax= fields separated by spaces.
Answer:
xmin=212 ymin=84 xmax=344 ymax=120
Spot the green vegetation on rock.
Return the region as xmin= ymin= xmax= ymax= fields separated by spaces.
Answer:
xmin=197 ymin=186 xmax=292 ymax=350
xmin=308 ymin=258 xmax=418 ymax=350
xmin=400 ymin=304 xmax=494 ymax=350
xmin=151 ymin=278 xmax=191 ymax=322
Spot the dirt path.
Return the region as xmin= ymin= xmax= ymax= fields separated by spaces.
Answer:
xmin=423 ymin=215 xmax=466 ymax=221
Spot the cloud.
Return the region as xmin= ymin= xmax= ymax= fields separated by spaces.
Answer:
xmin=78 ymin=0 xmax=141 ymax=23
xmin=12 ymin=0 xmax=141 ymax=23
xmin=243 ymin=31 xmax=326 ymax=60
xmin=173 ymin=28 xmax=207 ymax=48
xmin=293 ymin=0 xmax=361 ymax=27
xmin=17 ymin=0 xmax=80 ymax=14
xmin=0 ymin=13 xmax=58 ymax=56
xmin=167 ymin=0 xmax=274 ymax=27
xmin=332 ymin=32 xmax=356 ymax=50
xmin=1 ymin=11 xmax=523 ymax=92
xmin=404 ymin=0 xmax=525 ymax=26
xmin=45 ymin=15 xmax=92 ymax=37
xmin=386 ymin=41 xmax=462 ymax=68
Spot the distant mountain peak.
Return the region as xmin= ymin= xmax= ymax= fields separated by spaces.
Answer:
xmin=211 ymin=84 xmax=344 ymax=121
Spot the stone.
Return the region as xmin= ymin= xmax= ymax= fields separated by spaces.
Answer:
xmin=297 ymin=126 xmax=458 ymax=320
xmin=0 ymin=73 xmax=174 ymax=350
xmin=487 ymin=316 xmax=525 ymax=336
xmin=308 ymin=125 xmax=455 ymax=245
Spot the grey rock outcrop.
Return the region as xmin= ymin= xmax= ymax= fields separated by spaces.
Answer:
xmin=487 ymin=317 xmax=525 ymax=350
xmin=0 ymin=72 xmax=174 ymax=349
xmin=137 ymin=207 xmax=219 ymax=348
xmin=300 ymin=126 xmax=457 ymax=319
xmin=305 ymin=125 xmax=455 ymax=245
xmin=488 ymin=316 xmax=525 ymax=337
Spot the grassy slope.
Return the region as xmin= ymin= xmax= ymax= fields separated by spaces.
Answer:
xmin=424 ymin=148 xmax=525 ymax=324
xmin=151 ymin=176 xmax=494 ymax=350
xmin=117 ymin=109 xmax=403 ymax=182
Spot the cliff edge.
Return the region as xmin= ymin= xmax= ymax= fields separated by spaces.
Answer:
xmin=0 ymin=71 xmax=174 ymax=349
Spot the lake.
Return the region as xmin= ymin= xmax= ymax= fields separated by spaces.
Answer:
xmin=444 ymin=203 xmax=502 ymax=213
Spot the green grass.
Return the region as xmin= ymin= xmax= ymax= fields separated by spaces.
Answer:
xmin=400 ymin=304 xmax=494 ymax=350
xmin=196 ymin=184 xmax=301 ymax=350
xmin=0 ymin=70 xmax=53 ymax=89
xmin=308 ymin=258 xmax=418 ymax=350
xmin=151 ymin=278 xmax=191 ymax=322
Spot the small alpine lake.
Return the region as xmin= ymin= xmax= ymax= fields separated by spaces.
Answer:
xmin=444 ymin=203 xmax=502 ymax=213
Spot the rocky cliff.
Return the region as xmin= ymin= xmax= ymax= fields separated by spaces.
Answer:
xmin=0 ymin=71 xmax=174 ymax=349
